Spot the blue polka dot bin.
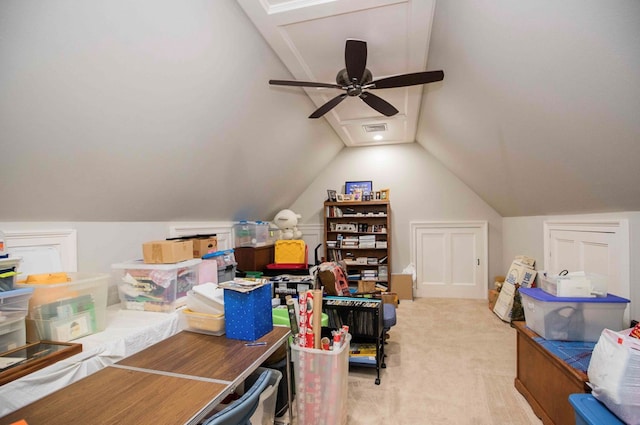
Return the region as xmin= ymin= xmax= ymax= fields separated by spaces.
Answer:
xmin=223 ymin=284 xmax=273 ymax=341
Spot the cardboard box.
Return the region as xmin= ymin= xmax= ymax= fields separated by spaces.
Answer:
xmin=357 ymin=280 xmax=377 ymax=293
xmin=143 ymin=240 xmax=193 ymax=264
xmin=381 ymin=292 xmax=398 ymax=307
xmin=488 ymin=289 xmax=499 ymax=311
xmin=191 ymin=236 xmax=218 ymax=258
xmin=493 ymin=281 xmax=516 ymax=322
xmin=505 ymin=261 xmax=537 ymax=288
xmin=391 ymin=274 xmax=414 ymax=300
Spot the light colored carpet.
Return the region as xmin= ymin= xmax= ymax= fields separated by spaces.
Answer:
xmin=285 ymin=298 xmax=543 ymax=424
xmin=344 ymin=298 xmax=542 ymax=425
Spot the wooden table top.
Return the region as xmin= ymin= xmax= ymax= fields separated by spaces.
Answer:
xmin=117 ymin=326 xmax=290 ymax=383
xmin=0 ymin=326 xmax=291 ymax=425
xmin=0 ymin=367 xmax=228 ymax=425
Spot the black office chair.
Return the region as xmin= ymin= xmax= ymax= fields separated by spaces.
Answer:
xmin=203 ymin=369 xmax=277 ymax=425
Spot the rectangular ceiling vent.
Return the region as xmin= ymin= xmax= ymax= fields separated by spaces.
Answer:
xmin=362 ymin=123 xmax=388 ymax=133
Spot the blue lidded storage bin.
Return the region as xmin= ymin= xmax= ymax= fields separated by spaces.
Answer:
xmin=519 ymin=287 xmax=630 ymax=341
xmin=223 ymin=283 xmax=273 ymax=341
xmin=569 ymin=394 xmax=624 ymax=425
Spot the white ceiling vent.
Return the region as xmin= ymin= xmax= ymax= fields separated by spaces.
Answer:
xmin=362 ymin=123 xmax=388 ymax=133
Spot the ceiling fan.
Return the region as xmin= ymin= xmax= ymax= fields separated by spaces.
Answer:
xmin=269 ymin=39 xmax=444 ymax=119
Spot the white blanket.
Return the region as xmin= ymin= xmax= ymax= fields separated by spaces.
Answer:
xmin=0 ymin=305 xmax=182 ymax=416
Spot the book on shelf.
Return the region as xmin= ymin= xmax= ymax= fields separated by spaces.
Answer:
xmin=349 ymin=343 xmax=377 ymax=356
xmin=326 ymin=206 xmax=344 ymax=217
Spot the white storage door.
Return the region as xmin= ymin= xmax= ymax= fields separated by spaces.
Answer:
xmin=544 ymin=220 xmax=630 ymax=325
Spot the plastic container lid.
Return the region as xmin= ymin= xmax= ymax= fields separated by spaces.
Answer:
xmin=0 ymin=287 xmax=34 ymax=300
xmin=202 ymin=249 xmax=235 ymax=260
xmin=519 ymin=287 xmax=629 ymax=303
xmin=112 ymin=258 xmax=202 ymax=270
xmin=568 ymin=394 xmax=624 ymax=425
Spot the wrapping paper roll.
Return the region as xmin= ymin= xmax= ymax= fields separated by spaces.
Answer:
xmin=286 ymin=298 xmax=299 ymax=335
xmin=312 ymin=289 xmax=322 ymax=349
xmin=298 ymin=291 xmax=308 ymax=347
xmin=305 ymin=290 xmax=315 ymax=348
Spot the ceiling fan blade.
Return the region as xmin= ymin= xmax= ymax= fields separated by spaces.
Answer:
xmin=269 ymin=79 xmax=343 ymax=89
xmin=309 ymin=93 xmax=348 ymax=119
xmin=369 ymin=70 xmax=445 ymax=89
xmin=345 ymin=39 xmax=367 ymax=83
xmin=359 ymin=92 xmax=399 ymax=117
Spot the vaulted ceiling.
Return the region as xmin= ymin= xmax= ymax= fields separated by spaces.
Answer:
xmin=240 ymin=0 xmax=640 ymax=216
xmin=1 ymin=0 xmax=639 ymax=221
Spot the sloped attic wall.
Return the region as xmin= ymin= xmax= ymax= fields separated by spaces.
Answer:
xmin=290 ymin=143 xmax=503 ymax=286
xmin=416 ymin=1 xmax=640 ymax=217
xmin=0 ymin=0 xmax=343 ymax=222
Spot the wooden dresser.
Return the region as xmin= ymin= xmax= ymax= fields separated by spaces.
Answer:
xmin=513 ymin=321 xmax=590 ymax=425
xmin=234 ymin=245 xmax=274 ymax=272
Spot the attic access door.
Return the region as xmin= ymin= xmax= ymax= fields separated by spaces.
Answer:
xmin=543 ymin=220 xmax=630 ymax=323
xmin=411 ymin=222 xmax=488 ymax=299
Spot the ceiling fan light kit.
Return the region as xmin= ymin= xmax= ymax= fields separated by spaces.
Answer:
xmin=268 ymin=39 xmax=444 ymax=119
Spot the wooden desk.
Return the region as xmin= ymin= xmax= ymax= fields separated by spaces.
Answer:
xmin=0 ymin=367 xmax=228 ymax=425
xmin=117 ymin=325 xmax=290 ymax=383
xmin=0 ymin=326 xmax=291 ymax=425
xmin=513 ymin=321 xmax=590 ymax=425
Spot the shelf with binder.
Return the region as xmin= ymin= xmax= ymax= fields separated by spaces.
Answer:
xmin=324 ymin=200 xmax=391 ymax=286
xmin=321 ymin=296 xmax=385 ymax=384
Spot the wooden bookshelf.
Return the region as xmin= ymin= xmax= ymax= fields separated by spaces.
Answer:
xmin=324 ymin=200 xmax=391 ymax=291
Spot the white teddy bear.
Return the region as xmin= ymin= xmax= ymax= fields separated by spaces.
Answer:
xmin=273 ymin=209 xmax=302 ymax=240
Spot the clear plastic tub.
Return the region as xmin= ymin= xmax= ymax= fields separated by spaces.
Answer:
xmin=187 ymin=283 xmax=224 ymax=315
xmin=290 ymin=334 xmax=351 ymax=425
xmin=520 ymin=287 xmax=629 ymax=341
xmin=180 ymin=308 xmax=225 ymax=336
xmin=15 ymin=273 xmax=109 ymax=341
xmin=112 ymin=259 xmax=201 ymax=312
xmin=234 ymin=221 xmax=270 ymax=247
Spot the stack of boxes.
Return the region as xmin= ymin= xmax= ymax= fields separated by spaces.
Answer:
xmin=0 ymin=257 xmax=33 ymax=351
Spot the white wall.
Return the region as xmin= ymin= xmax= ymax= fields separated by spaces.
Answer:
xmin=503 ymin=212 xmax=640 ymax=323
xmin=290 ymin=143 xmax=504 ymax=286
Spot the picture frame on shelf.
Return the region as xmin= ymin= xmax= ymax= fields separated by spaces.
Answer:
xmin=353 ymin=190 xmax=363 ymax=201
xmin=380 ymin=188 xmax=390 ymax=200
xmin=375 ymin=191 xmax=381 ymax=200
xmin=345 ymin=181 xmax=372 ymax=195
xmin=336 ymin=193 xmax=345 ymax=202
xmin=327 ymin=189 xmax=337 ymax=202
xmin=363 ymin=192 xmax=371 ymax=201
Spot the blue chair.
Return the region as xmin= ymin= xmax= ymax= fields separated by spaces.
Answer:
xmin=203 ymin=369 xmax=276 ymax=425
xmin=383 ymin=302 xmax=397 ymax=338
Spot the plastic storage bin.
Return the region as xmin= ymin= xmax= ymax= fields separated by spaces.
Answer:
xmin=569 ymin=394 xmax=624 ymax=425
xmin=234 ymin=221 xmax=270 ymax=247
xmin=246 ymin=367 xmax=283 ymax=425
xmin=0 ymin=288 xmax=33 ymax=321
xmin=112 ymin=259 xmax=201 ymax=312
xmin=202 ymin=250 xmax=236 ymax=283
xmin=274 ymin=240 xmax=306 ymax=264
xmin=291 ymin=333 xmax=351 ymax=425
xmin=16 ymin=273 xmax=109 ymax=342
xmin=0 ymin=316 xmax=27 ymax=352
xmin=187 ymin=283 xmax=224 ymax=315
xmin=0 ymin=257 xmax=21 ymax=292
xmin=180 ymin=308 xmax=225 ymax=336
xmin=519 ymin=287 xmax=630 ymax=341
